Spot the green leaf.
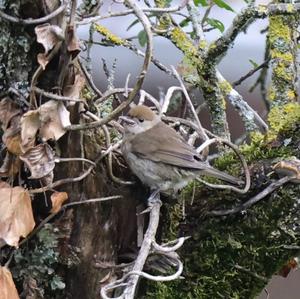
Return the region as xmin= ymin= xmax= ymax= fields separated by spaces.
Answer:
xmin=179 ymin=18 xmax=191 ymax=28
xmin=138 ymin=30 xmax=147 ymax=47
xmin=126 ymin=19 xmax=140 ymax=31
xmin=249 ymin=59 xmax=258 ymax=68
xmin=206 ymin=18 xmax=225 ymax=33
xmin=194 ymin=0 xmax=208 ymax=6
xmin=213 ymin=0 xmax=235 ymax=12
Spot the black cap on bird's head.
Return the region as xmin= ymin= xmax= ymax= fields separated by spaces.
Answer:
xmin=119 ymin=105 xmax=159 ymax=134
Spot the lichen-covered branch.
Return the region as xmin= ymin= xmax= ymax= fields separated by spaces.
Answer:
xmin=207 ymin=3 xmax=300 ymax=63
xmin=267 ymin=6 xmax=298 ymax=106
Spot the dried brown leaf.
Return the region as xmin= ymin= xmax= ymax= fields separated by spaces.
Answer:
xmin=0 ymin=181 xmax=10 ymax=188
xmin=20 ymin=101 xmax=71 ymax=149
xmin=21 ymin=110 xmax=40 ymax=152
xmin=63 ymin=73 xmax=85 ymax=105
xmin=50 ymin=191 xmax=68 ymax=213
xmin=0 ymin=97 xmax=21 ymax=130
xmin=39 ymin=100 xmax=71 ymax=141
xmin=0 ymin=267 xmax=20 ymax=299
xmin=35 ymin=24 xmax=64 ymax=69
xmin=0 ymin=153 xmax=21 ymax=178
xmin=20 ymin=143 xmax=55 ymax=179
xmin=35 ymin=23 xmax=64 ymax=53
xmin=4 ymin=134 xmax=23 ymax=156
xmin=66 ymin=25 xmax=81 ymax=57
xmin=0 ymin=187 xmax=35 ymax=248
xmin=41 ymin=171 xmax=54 ymax=186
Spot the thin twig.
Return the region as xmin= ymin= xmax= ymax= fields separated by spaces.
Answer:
xmin=29 ymin=141 xmax=122 ymax=194
xmin=32 ymin=87 xmax=86 ymax=103
xmin=54 ymin=157 xmax=96 ymax=166
xmin=0 ymin=3 xmax=66 ymax=25
xmin=232 ymin=58 xmax=271 ymax=87
xmin=171 ymin=66 xmax=209 ymax=142
xmin=66 ymin=0 xmax=153 ymax=131
xmin=5 ymin=195 xmax=122 ymax=267
xmin=77 ymin=1 xmax=188 ymax=25
xmin=196 ymin=137 xmax=251 ymax=194
xmin=78 ymin=57 xmax=103 ymax=97
xmin=208 ymin=176 xmax=293 ymax=216
xmin=234 ymin=264 xmax=268 ymax=283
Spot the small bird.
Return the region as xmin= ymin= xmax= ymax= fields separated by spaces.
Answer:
xmin=120 ymin=105 xmax=242 ymax=196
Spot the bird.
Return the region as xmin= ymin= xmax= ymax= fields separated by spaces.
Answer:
xmin=120 ymin=105 xmax=242 ymax=198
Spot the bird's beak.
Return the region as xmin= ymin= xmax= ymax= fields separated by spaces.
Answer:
xmin=119 ymin=116 xmax=136 ymax=126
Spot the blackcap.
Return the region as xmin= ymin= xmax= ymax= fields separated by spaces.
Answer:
xmin=120 ymin=105 xmax=241 ymax=195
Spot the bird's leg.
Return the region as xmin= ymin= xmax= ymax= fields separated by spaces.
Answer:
xmin=138 ymin=189 xmax=161 ymax=215
xmin=148 ymin=188 xmax=161 ymax=205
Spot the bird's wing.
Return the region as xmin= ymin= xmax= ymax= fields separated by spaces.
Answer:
xmin=130 ymin=122 xmax=206 ymax=170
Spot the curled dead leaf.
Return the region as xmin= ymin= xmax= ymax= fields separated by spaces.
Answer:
xmin=0 ymin=267 xmax=20 ymax=299
xmin=35 ymin=23 xmax=64 ymax=69
xmin=20 ymin=110 xmax=40 ymax=152
xmin=66 ymin=25 xmax=81 ymax=57
xmin=20 ymin=101 xmax=71 ymax=150
xmin=273 ymin=157 xmax=300 ymax=183
xmin=0 ymin=152 xmax=22 ymax=178
xmin=39 ymin=100 xmax=71 ymax=141
xmin=20 ymin=143 xmax=55 ymax=179
xmin=63 ymin=71 xmax=85 ymax=106
xmin=0 ymin=187 xmax=35 ymax=248
xmin=0 ymin=97 xmax=21 ymax=130
xmin=50 ymin=191 xmax=68 ymax=213
xmin=0 ymin=181 xmax=10 ymax=188
xmin=4 ymin=133 xmax=23 ymax=156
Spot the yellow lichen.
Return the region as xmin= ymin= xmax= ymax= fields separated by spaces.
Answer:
xmin=271 ymin=51 xmax=293 ymax=62
xmin=286 ymin=4 xmax=294 ymax=13
xmin=198 ymin=40 xmax=208 ymax=50
xmin=287 ymin=90 xmax=296 ymax=100
xmin=268 ymin=87 xmax=276 ymax=102
xmin=219 ymin=80 xmax=232 ymax=94
xmin=257 ymin=5 xmax=268 ymax=15
xmin=94 ymin=24 xmax=124 ymax=45
xmin=269 ymin=16 xmax=291 ymax=44
xmin=273 ymin=63 xmax=293 ymax=82
xmin=268 ymin=103 xmax=300 ymax=133
xmin=170 ymin=27 xmax=200 ymax=67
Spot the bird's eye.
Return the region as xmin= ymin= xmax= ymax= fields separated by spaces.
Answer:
xmin=138 ymin=118 xmax=144 ymax=123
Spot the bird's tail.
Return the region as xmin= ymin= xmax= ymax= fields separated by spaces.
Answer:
xmin=202 ymin=167 xmax=243 ymax=185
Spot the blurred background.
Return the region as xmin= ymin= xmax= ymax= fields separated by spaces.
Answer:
xmin=77 ymin=1 xmax=299 ymax=298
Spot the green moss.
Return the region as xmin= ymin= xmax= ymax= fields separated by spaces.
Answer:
xmin=94 ymin=24 xmax=124 ymax=45
xmin=143 ymin=107 xmax=300 ymax=299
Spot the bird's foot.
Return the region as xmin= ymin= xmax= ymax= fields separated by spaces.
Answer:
xmin=138 ymin=189 xmax=161 ymax=214
xmin=148 ymin=189 xmax=161 ymax=205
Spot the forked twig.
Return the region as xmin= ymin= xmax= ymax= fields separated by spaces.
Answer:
xmin=208 ymin=176 xmax=293 ymax=216
xmin=100 ymin=193 xmax=186 ymax=299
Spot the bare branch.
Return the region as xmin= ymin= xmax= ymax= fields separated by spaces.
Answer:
xmin=171 ymin=66 xmax=209 ymax=142
xmin=216 ymin=71 xmax=268 ymax=132
xmin=208 ymin=176 xmax=293 ymax=216
xmin=66 ymin=0 xmax=153 ymax=131
xmin=196 ymin=137 xmax=251 ymax=194
xmin=232 ymin=58 xmax=270 ymax=87
xmin=32 ymin=87 xmax=86 ymax=104
xmin=0 ymin=3 xmax=66 ymax=25
xmin=77 ymin=1 xmax=188 ymax=25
